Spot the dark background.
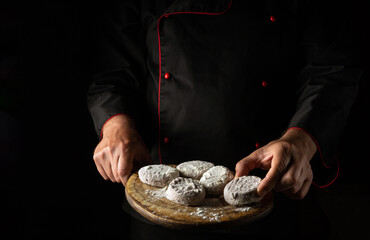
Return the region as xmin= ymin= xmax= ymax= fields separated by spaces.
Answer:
xmin=1 ymin=1 xmax=369 ymax=239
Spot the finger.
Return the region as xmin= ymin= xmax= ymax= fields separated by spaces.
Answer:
xmin=294 ymin=166 xmax=313 ymax=199
xmin=118 ymin=151 xmax=134 ymax=186
xmin=110 ymin=153 xmax=121 ymax=183
xmin=93 ymin=153 xmax=109 ymax=180
xmin=96 ymin=162 xmax=109 ymax=181
xmin=235 ymin=148 xmax=274 ymax=178
xmin=297 ymin=178 xmax=312 ymax=199
xmin=274 ymin=162 xmax=302 ymax=192
xmin=257 ymin=152 xmax=289 ymax=197
xmin=235 ymin=153 xmax=258 ymax=178
xmin=101 ymin=160 xmax=116 ymax=182
xmin=94 ymin=148 xmax=116 ymax=182
xmin=283 ymin=178 xmax=312 ymax=200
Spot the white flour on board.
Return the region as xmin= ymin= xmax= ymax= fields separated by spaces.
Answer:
xmin=144 ymin=187 xmax=167 ymax=198
xmin=144 ymin=187 xmax=258 ymax=222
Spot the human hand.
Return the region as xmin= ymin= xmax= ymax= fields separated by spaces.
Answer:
xmin=235 ymin=128 xmax=317 ymax=200
xmin=93 ymin=115 xmax=152 ymax=186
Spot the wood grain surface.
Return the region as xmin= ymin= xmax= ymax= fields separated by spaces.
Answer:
xmin=125 ymin=169 xmax=274 ymax=230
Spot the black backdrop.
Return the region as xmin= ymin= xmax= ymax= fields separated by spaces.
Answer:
xmin=1 ymin=1 xmax=369 ymax=239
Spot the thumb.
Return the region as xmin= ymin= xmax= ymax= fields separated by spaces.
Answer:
xmin=235 ymin=152 xmax=259 ymax=178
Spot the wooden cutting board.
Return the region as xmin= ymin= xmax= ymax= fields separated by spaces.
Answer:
xmin=125 ymin=170 xmax=274 ymax=230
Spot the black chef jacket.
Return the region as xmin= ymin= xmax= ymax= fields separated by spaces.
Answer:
xmin=87 ymin=0 xmax=362 ymax=236
xmin=88 ymin=0 xmax=361 ymax=180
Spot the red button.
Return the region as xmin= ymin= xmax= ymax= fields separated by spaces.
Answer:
xmin=164 ymin=137 xmax=169 ymax=143
xmin=270 ymin=15 xmax=277 ymax=22
xmin=262 ymin=81 xmax=268 ymax=87
xmin=164 ymin=73 xmax=170 ymax=79
xmin=255 ymin=142 xmax=261 ymax=149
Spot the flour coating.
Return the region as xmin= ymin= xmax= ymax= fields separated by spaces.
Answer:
xmin=176 ymin=160 xmax=214 ymax=180
xmin=166 ymin=177 xmax=206 ymax=206
xmin=138 ymin=164 xmax=180 ymax=187
xmin=223 ymin=176 xmax=262 ymax=205
xmin=200 ymin=166 xmax=234 ymax=196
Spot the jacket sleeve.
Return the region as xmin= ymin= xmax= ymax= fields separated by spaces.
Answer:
xmin=87 ymin=0 xmax=146 ymax=138
xmin=287 ymin=1 xmax=364 ymax=168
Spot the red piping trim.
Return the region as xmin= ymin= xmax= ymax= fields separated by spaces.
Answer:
xmin=286 ymin=127 xmax=339 ymax=188
xmin=99 ymin=113 xmax=126 ymax=139
xmin=312 ymin=156 xmax=339 ymax=189
xmin=156 ymin=0 xmax=233 ymax=163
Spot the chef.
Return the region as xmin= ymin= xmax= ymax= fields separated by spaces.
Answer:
xmin=87 ymin=0 xmax=361 ymax=239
